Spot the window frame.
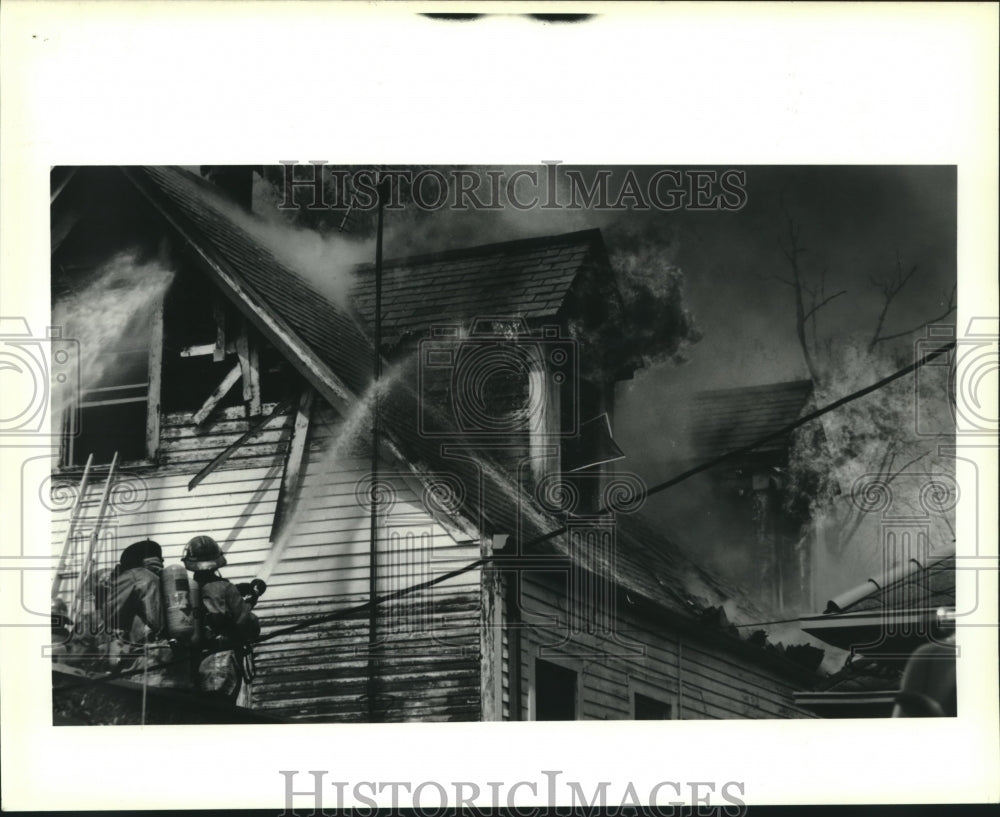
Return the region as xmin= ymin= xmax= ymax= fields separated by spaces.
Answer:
xmin=628 ymin=676 xmax=676 ymax=720
xmin=528 ymin=650 xmax=584 ymax=721
xmin=58 ymin=294 xmax=164 ymax=470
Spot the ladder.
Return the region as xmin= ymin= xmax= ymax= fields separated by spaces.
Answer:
xmin=61 ymin=452 xmax=120 ymax=628
xmin=51 ymin=453 xmax=92 ymax=601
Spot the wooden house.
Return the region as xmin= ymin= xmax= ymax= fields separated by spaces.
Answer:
xmin=50 ymin=166 xmax=820 ymax=723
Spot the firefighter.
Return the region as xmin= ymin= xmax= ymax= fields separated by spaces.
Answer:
xmin=182 ymin=535 xmax=261 ymax=706
xmin=101 ymin=538 xmax=171 ymax=678
xmin=106 ymin=539 xmax=165 ymax=645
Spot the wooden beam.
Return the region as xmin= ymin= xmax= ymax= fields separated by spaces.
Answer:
xmin=262 ymin=388 xmax=314 ymax=575
xmin=480 ymin=551 xmax=504 ymax=721
xmin=212 ymin=298 xmax=227 ymax=362
xmin=267 ymin=387 xmax=313 ymax=546
xmin=236 ymin=322 xmax=261 ymax=416
xmin=188 ymin=396 xmax=294 ymax=491
xmin=122 ymin=167 xmax=357 ymax=417
xmin=180 ymin=342 xmax=235 ymax=358
xmin=191 ymin=362 xmax=242 ymax=426
xmin=145 ymin=294 xmax=165 ymax=459
xmin=504 ymin=568 xmax=523 ymax=721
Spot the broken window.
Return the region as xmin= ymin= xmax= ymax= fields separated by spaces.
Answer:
xmin=534 ymin=658 xmax=578 ymax=721
xmin=161 ymin=267 xmax=295 ymax=418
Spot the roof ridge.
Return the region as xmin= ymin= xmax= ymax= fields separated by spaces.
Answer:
xmin=355 ymin=227 xmax=605 ymax=272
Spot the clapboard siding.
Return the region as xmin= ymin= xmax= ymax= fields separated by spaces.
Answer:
xmin=50 ymin=405 xmax=291 ymax=587
xmin=51 ymin=399 xmax=485 ymax=722
xmin=253 ymin=594 xmax=481 ymax=722
xmin=512 ymin=571 xmax=814 ymax=720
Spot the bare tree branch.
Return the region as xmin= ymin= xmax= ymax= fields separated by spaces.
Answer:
xmin=758 ymin=271 xmax=796 ymax=287
xmin=777 ymin=209 xmax=824 ymax=386
xmin=803 ymin=289 xmax=848 ymax=323
xmin=867 ymin=251 xmax=951 ymax=351
xmin=871 ymin=282 xmax=957 ymax=346
xmin=884 ymin=450 xmax=929 ymax=484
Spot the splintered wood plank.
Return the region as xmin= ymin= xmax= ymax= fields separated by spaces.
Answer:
xmin=188 ymin=395 xmax=293 ymax=490
xmin=279 ymin=389 xmax=313 ymax=519
xmin=212 ymin=298 xmax=227 ymax=362
xmin=236 ymin=322 xmax=261 ymax=415
xmin=181 ymin=342 xmax=235 ymax=358
xmin=262 ymin=387 xmax=314 ymax=579
xmin=191 ymin=362 xmax=243 ymax=426
xmin=146 ymin=294 xmax=165 ymax=459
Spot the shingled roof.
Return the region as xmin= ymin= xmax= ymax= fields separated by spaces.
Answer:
xmin=351 ymin=229 xmax=608 ymax=349
xmin=119 ymin=168 xmax=810 ymax=672
xmin=122 ymin=167 xmax=574 ymax=545
xmin=126 ymin=166 xmax=375 ymax=407
xmin=688 ymin=379 xmax=814 ymax=461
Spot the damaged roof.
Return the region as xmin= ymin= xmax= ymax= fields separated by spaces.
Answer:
xmin=126 ymin=166 xmax=375 ymax=409
xmin=121 ymin=167 xmax=813 ymax=673
xmin=351 ymin=230 xmax=608 ymax=349
xmin=687 ymin=379 xmax=814 ymax=461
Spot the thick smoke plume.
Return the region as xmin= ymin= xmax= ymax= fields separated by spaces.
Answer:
xmin=208 ymin=178 xmax=374 ymax=309
xmin=605 ymin=231 xmax=702 ymax=371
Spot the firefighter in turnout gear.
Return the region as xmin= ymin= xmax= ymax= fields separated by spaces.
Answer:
xmin=102 ymin=538 xmax=191 ymax=683
xmin=106 ymin=539 xmax=165 ymax=645
xmin=183 ymin=535 xmax=262 ymax=706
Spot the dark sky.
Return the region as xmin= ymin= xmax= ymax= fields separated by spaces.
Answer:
xmin=611 ymin=165 xmax=957 ymax=485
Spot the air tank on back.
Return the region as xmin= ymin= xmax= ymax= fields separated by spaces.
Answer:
xmin=161 ymin=563 xmax=198 ymax=644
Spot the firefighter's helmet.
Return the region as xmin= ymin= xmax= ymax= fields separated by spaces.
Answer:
xmin=120 ymin=539 xmax=162 ymax=570
xmin=183 ymin=535 xmax=227 ymax=571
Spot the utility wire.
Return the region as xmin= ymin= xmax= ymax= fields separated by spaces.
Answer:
xmin=56 ymin=340 xmax=956 ymax=692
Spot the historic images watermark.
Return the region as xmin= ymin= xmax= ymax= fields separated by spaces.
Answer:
xmin=278 ymin=769 xmax=747 ymax=816
xmin=0 ymin=317 xmax=79 ymax=439
xmin=277 ymin=162 xmax=749 ymax=213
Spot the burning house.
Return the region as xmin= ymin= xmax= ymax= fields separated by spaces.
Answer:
xmin=49 ymin=165 xmax=823 ymax=724
xmin=681 ymin=380 xmax=817 ymax=613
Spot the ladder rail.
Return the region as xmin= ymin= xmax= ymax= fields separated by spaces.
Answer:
xmin=51 ymin=453 xmax=94 ymax=601
xmin=71 ymin=452 xmax=119 ymax=627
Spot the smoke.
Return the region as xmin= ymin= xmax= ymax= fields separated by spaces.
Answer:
xmin=211 ymin=178 xmax=374 ymax=308
xmin=52 ymin=250 xmax=175 ymax=415
xmin=604 ymin=228 xmax=702 ymax=371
